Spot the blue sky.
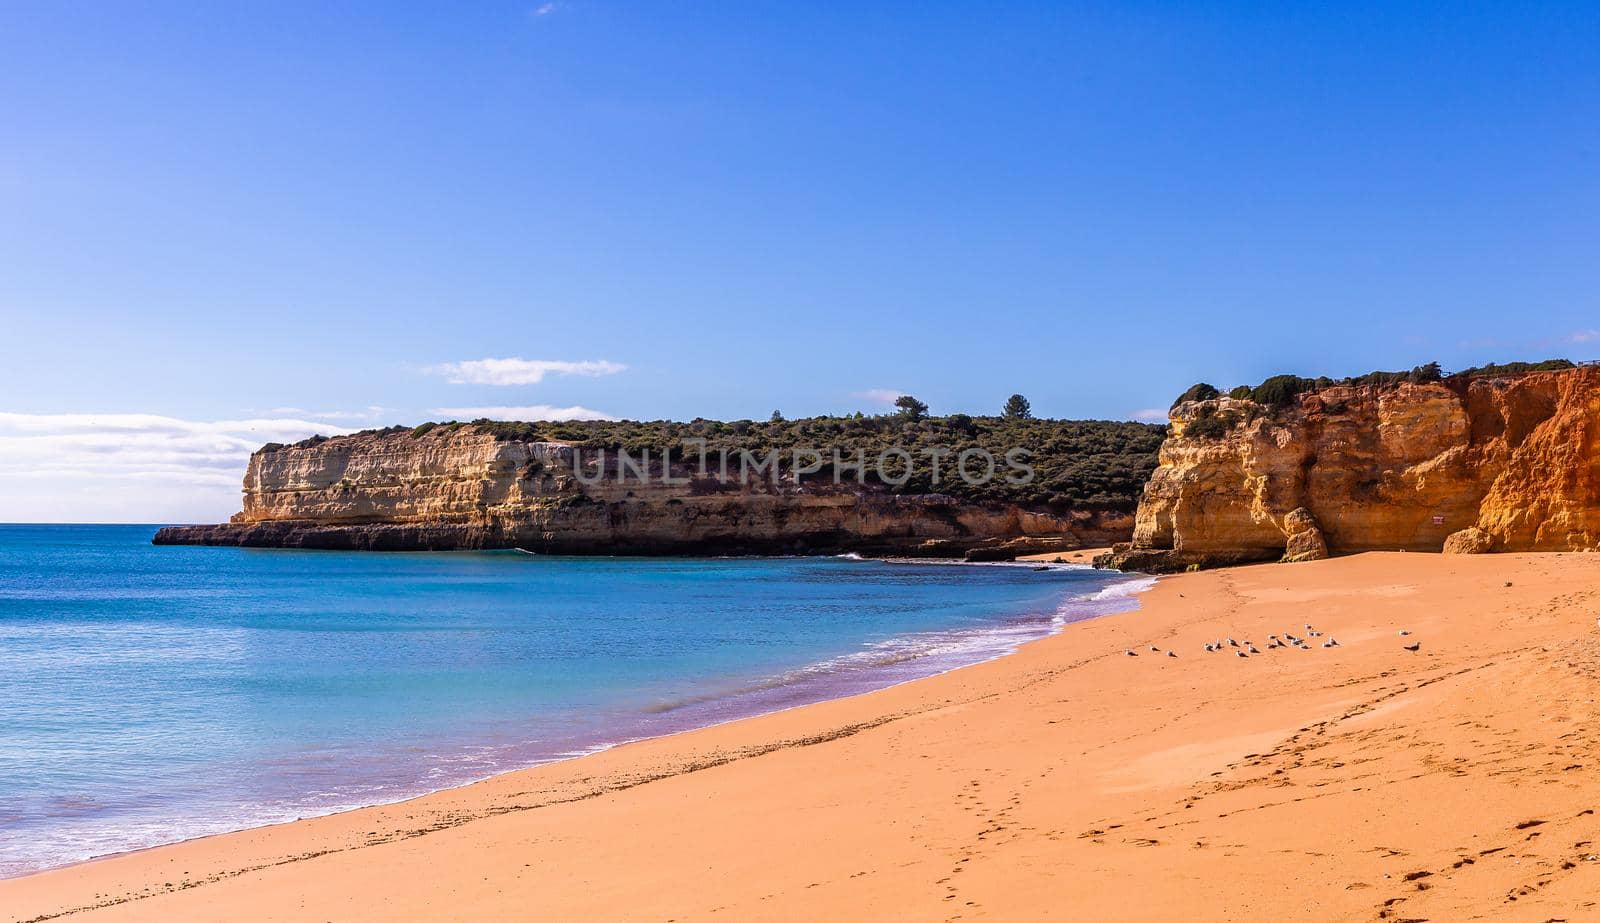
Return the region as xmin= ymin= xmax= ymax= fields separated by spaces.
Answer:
xmin=2 ymin=1 xmax=1597 ymax=521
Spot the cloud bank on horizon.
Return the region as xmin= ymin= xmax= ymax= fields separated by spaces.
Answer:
xmin=0 ymin=412 xmax=351 ymax=523
xmin=0 ymin=396 xmax=634 ymax=522
xmin=0 ymin=355 xmax=631 ymax=520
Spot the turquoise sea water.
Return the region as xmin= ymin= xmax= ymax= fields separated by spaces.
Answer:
xmin=0 ymin=524 xmax=1151 ymax=877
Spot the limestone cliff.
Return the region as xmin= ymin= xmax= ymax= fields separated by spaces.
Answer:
xmin=154 ymin=426 xmax=1134 ymax=557
xmin=1099 ymin=365 xmax=1600 ymax=571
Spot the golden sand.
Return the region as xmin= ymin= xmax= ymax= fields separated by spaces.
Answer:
xmin=6 ymin=551 xmax=1600 ymax=921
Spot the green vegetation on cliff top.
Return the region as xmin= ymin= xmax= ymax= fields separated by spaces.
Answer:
xmin=274 ymin=415 xmax=1166 ymax=512
xmin=1172 ymin=358 xmax=1585 ymax=441
xmin=1176 ymin=358 xmax=1580 ymax=412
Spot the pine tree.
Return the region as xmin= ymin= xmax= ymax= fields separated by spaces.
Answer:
xmin=1002 ymin=394 xmax=1032 ymax=419
xmin=894 ymin=395 xmax=929 ymax=420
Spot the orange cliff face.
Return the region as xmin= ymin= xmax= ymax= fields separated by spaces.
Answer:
xmin=154 ymin=425 xmax=1136 ymax=558
xmin=1101 ymin=366 xmax=1600 ymax=571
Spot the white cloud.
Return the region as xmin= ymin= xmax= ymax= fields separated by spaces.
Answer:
xmin=423 ymin=358 xmax=626 ymax=386
xmin=433 ymin=404 xmax=618 ymax=422
xmin=533 ymin=2 xmax=559 ymax=15
xmin=1132 ymin=408 xmax=1169 ymax=422
xmin=0 ymin=412 xmax=350 ymax=523
xmin=261 ymin=405 xmax=389 ymax=421
xmin=1569 ymin=330 xmax=1600 ymax=344
xmin=851 ymin=388 xmax=907 ymax=404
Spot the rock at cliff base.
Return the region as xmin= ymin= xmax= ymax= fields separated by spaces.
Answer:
xmin=1281 ymin=507 xmax=1329 ymax=563
xmin=1092 ymin=545 xmax=1278 ymax=573
xmin=1443 ymin=526 xmax=1495 ymax=555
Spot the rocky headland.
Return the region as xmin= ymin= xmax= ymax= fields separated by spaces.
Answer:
xmin=155 ymin=418 xmax=1161 ymax=558
xmin=1099 ymin=362 xmax=1600 ymax=571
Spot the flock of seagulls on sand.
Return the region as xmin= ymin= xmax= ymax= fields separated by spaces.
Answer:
xmin=1124 ymin=624 xmax=1425 ymax=659
xmin=1204 ymin=624 xmax=1338 ymax=655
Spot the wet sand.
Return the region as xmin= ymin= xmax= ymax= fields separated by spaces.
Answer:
xmin=6 ymin=551 xmax=1600 ymax=921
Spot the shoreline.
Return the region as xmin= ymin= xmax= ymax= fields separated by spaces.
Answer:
xmin=1 ymin=549 xmax=1133 ymax=885
xmin=8 ymin=550 xmax=1600 ymax=920
xmin=12 ymin=557 xmax=1137 ymax=886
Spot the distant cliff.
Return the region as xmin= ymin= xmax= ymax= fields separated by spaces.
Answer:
xmin=1099 ymin=363 xmax=1600 ymax=572
xmin=155 ymin=417 xmax=1162 ymax=557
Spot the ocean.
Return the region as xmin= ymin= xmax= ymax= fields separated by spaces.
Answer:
xmin=0 ymin=524 xmax=1151 ymax=878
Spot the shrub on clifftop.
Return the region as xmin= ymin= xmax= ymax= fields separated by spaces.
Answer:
xmin=1454 ymin=358 xmax=1575 ymax=378
xmin=1171 ymin=383 xmax=1220 ymax=408
xmin=1170 ymin=358 xmax=1579 ymax=419
xmin=1250 ymin=374 xmax=1315 ymax=408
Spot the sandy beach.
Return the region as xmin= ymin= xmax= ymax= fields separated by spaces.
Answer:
xmin=7 ymin=550 xmax=1600 ymax=922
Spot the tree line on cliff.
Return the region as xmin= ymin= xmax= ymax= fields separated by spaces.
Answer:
xmin=1176 ymin=358 xmax=1579 ymax=410
xmin=1172 ymin=358 xmax=1581 ymax=440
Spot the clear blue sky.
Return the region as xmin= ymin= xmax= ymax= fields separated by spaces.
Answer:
xmin=2 ymin=1 xmax=1597 ymax=520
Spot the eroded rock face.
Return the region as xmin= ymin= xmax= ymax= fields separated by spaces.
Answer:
xmin=1101 ymin=366 xmax=1600 ymax=571
xmin=154 ymin=428 xmax=1133 ymax=557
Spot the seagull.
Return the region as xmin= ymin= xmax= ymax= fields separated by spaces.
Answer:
xmin=1403 ymin=641 xmax=1421 ymax=652
xmin=1326 ymin=638 xmax=1339 ymax=647
xmin=1305 ymin=624 xmax=1314 ymax=631
xmin=1150 ymin=645 xmax=1161 ymax=653
xmin=1205 ymin=643 xmax=1215 ymax=652
xmin=1235 ymin=651 xmax=1248 ymax=658
xmin=1228 ymin=638 xmax=1239 ymax=647
xmin=1247 ymin=645 xmax=1261 ymax=655
xmin=1398 ymin=629 xmax=1411 ymax=636
xmin=1125 ymin=649 xmax=1138 ymax=656
xmin=1167 ymin=650 xmax=1177 ymax=658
